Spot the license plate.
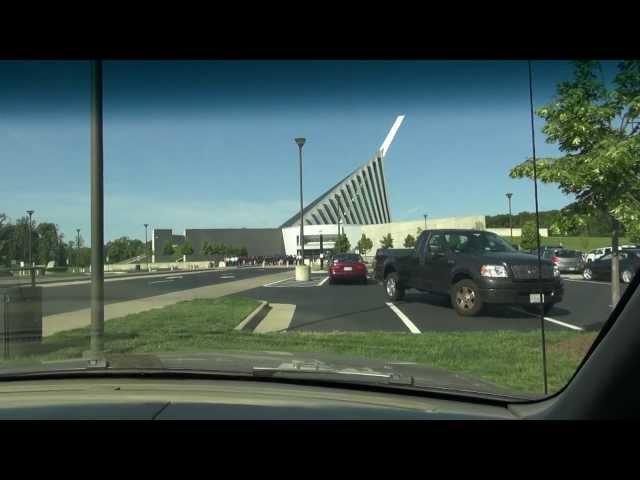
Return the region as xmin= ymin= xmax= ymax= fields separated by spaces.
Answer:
xmin=344 ymin=267 xmax=352 ymax=271
xmin=530 ymin=293 xmax=544 ymax=304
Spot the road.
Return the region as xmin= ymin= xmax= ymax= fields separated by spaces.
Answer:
xmin=231 ymin=274 xmax=627 ymax=334
xmin=41 ymin=266 xmax=628 ymax=335
xmin=42 ymin=267 xmax=291 ymax=316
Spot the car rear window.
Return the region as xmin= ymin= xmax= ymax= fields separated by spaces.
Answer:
xmin=334 ymin=254 xmax=362 ymax=262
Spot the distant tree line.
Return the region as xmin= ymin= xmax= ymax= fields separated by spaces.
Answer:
xmin=486 ymin=206 xmax=625 ymax=237
xmin=1 ymin=212 xmax=153 ymax=269
xmin=0 ymin=213 xmax=70 ymax=268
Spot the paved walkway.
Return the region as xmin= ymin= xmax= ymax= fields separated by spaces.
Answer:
xmin=42 ymin=269 xmax=293 ymax=337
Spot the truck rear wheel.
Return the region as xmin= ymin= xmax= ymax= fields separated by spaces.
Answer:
xmin=385 ymin=272 xmax=405 ymax=301
xmin=451 ymin=279 xmax=484 ymax=316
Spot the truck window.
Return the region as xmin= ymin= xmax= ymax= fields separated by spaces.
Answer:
xmin=444 ymin=233 xmax=469 ymax=253
xmin=427 ymin=233 xmax=447 ymax=253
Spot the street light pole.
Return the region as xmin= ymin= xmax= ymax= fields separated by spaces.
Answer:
xmin=295 ymin=138 xmax=306 ymax=265
xmin=423 ymin=213 xmax=427 ymax=230
xmin=319 ymin=229 xmax=324 ymax=269
xmin=88 ymin=59 xmax=105 ymax=361
xmin=506 ymin=193 xmax=513 ymax=243
xmin=144 ymin=223 xmax=149 ymax=272
xmin=76 ymin=229 xmax=81 ymax=273
xmin=26 ymin=210 xmax=34 ymax=286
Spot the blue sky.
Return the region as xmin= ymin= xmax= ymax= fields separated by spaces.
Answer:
xmin=0 ymin=60 xmax=620 ymax=243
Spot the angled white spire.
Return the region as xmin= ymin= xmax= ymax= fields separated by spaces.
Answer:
xmin=379 ymin=115 xmax=405 ymax=158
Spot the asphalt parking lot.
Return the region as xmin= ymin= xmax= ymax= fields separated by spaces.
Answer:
xmin=232 ymin=272 xmax=627 ymax=334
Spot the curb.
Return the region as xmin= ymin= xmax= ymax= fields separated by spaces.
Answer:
xmin=234 ymin=300 xmax=269 ymax=331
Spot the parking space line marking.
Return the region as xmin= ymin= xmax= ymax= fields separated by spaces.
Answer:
xmin=385 ymin=302 xmax=421 ymax=334
xmin=318 ymin=276 xmax=330 ymax=286
xmin=519 ymin=310 xmax=584 ymax=331
xmin=149 ymin=280 xmax=174 ymax=285
xmin=543 ymin=317 xmax=584 ymax=331
xmin=263 ymin=277 xmax=294 ymax=287
xmin=563 ymin=279 xmax=611 ymax=286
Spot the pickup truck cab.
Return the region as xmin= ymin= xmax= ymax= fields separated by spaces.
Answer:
xmin=374 ymin=229 xmax=564 ymax=316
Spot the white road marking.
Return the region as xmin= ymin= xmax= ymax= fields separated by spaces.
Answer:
xmin=563 ymin=278 xmax=611 ymax=285
xmin=385 ymin=302 xmax=421 ymax=334
xmin=263 ymin=277 xmax=294 ymax=287
xmin=149 ymin=279 xmax=174 ymax=285
xmin=165 ymin=275 xmax=183 ymax=280
xmin=318 ymin=276 xmax=330 ymax=286
xmin=220 ymin=275 xmax=236 ymax=279
xmin=519 ymin=309 xmax=584 ymax=331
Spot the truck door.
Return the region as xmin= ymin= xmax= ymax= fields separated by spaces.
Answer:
xmin=421 ymin=232 xmax=453 ymax=293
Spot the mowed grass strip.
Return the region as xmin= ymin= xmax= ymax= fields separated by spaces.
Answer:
xmin=2 ymin=297 xmax=597 ymax=395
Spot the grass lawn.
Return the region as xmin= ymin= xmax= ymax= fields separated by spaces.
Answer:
xmin=1 ymin=297 xmax=598 ymax=396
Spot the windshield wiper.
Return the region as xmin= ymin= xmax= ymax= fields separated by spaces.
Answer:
xmin=251 ymin=360 xmax=414 ymax=386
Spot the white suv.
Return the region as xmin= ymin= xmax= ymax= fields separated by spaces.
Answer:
xmin=585 ymin=245 xmax=638 ymax=264
xmin=586 ymin=247 xmax=612 ymax=264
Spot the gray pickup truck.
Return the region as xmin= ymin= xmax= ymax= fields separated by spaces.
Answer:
xmin=374 ymin=229 xmax=564 ymax=316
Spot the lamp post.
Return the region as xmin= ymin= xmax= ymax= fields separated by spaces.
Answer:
xmin=88 ymin=59 xmax=105 ymax=361
xmin=506 ymin=193 xmax=513 ymax=243
xmin=26 ymin=210 xmax=34 ymax=286
xmin=295 ymin=137 xmax=306 ymax=265
xmin=144 ymin=223 xmax=149 ymax=272
xmin=76 ymin=229 xmax=81 ymax=273
xmin=319 ymin=229 xmax=324 ymax=270
xmin=423 ymin=213 xmax=428 ymax=230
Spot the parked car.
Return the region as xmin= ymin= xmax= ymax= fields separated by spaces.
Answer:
xmin=542 ymin=248 xmax=585 ymax=273
xmin=585 ymin=247 xmax=613 ymax=264
xmin=585 ymin=245 xmax=637 ymax=264
xmin=583 ymin=249 xmax=640 ymax=283
xmin=374 ymin=229 xmax=563 ymax=316
xmin=328 ymin=253 xmax=368 ymax=284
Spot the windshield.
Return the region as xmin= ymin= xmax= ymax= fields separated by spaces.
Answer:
xmin=447 ymin=232 xmax=517 ymax=254
xmin=1 ymin=58 xmax=638 ymax=403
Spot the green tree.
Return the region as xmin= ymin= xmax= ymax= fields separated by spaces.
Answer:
xmin=36 ymin=222 xmax=61 ymax=266
xmin=403 ymin=234 xmax=416 ymax=248
xmin=239 ymin=246 xmax=248 ymax=257
xmin=0 ymin=214 xmax=13 ymax=266
xmin=510 ymin=60 xmax=640 ymax=303
xmin=333 ymin=234 xmax=351 ymax=253
xmin=380 ymin=233 xmax=394 ymax=249
xmin=163 ymin=241 xmax=175 ymax=256
xmin=519 ymin=221 xmax=538 ymax=251
xmin=356 ymin=233 xmax=373 ymax=255
xmin=179 ymin=241 xmax=194 ymax=257
xmin=201 ymin=240 xmax=211 ymax=257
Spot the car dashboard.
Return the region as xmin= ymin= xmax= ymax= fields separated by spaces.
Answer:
xmin=0 ymin=378 xmax=521 ymax=420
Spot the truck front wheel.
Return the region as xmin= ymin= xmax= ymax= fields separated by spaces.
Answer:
xmin=451 ymin=279 xmax=484 ymax=316
xmin=385 ymin=272 xmax=405 ymax=301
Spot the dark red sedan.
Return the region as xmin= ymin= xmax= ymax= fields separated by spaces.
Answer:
xmin=328 ymin=253 xmax=368 ymax=284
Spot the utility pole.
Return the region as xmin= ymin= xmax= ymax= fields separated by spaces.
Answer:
xmin=26 ymin=210 xmax=34 ymax=286
xmin=144 ymin=223 xmax=149 ymax=272
xmin=295 ymin=138 xmax=306 ymax=265
xmin=88 ymin=59 xmax=105 ymax=362
xmin=76 ymin=229 xmax=81 ymax=273
xmin=506 ymin=193 xmax=513 ymax=243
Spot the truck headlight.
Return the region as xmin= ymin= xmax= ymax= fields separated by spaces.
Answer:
xmin=554 ymin=265 xmax=560 ymax=278
xmin=480 ymin=265 xmax=508 ymax=278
